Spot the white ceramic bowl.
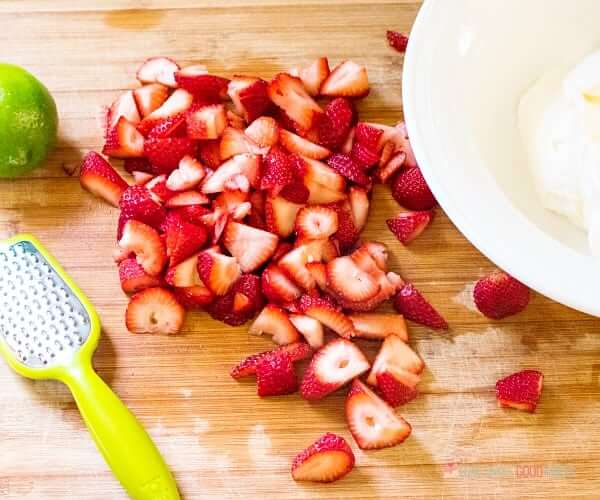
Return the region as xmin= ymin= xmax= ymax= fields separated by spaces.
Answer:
xmin=403 ymin=0 xmax=600 ymax=316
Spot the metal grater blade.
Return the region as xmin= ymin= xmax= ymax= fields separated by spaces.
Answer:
xmin=0 ymin=240 xmax=91 ymax=368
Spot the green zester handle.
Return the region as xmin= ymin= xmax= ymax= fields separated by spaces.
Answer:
xmin=61 ymin=360 xmax=180 ymax=500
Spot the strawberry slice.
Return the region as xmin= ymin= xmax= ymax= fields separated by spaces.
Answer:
xmin=391 ymin=166 xmax=437 ymax=210
xmin=213 ymin=189 xmax=248 ymax=215
xmin=136 ymin=56 xmax=179 ymax=87
xmin=222 ymin=221 xmax=278 ymax=273
xmin=303 ymin=157 xmax=346 ymax=192
xmin=125 ymin=287 xmax=185 ymax=334
xmin=175 ymin=67 xmax=229 ymax=100
xmin=393 ymin=283 xmax=448 ymax=330
xmin=219 ymin=126 xmax=264 ymax=161
xmin=375 ymin=150 xmax=406 ymax=183
xmin=306 ymin=262 xmax=328 ymax=291
xmin=245 ymin=116 xmax=280 ymax=147
xmin=348 ymin=186 xmax=369 ymax=231
xmin=367 ymin=334 xmax=424 ymax=386
xmin=326 ymin=256 xmax=380 ymax=302
xmin=143 ymin=136 xmax=197 ymax=174
xmin=304 ymin=178 xmax=347 ymax=205
xmin=132 ymin=171 xmax=154 ymax=185
xmin=164 ymin=190 xmax=210 ymax=208
xmin=197 ymin=248 xmax=241 ymax=296
xmin=279 ymin=180 xmax=310 ymax=204
xmin=261 ymin=264 xmax=302 ymax=304
xmin=118 ymin=220 xmax=167 ymax=276
xmin=320 ymin=61 xmax=369 ymax=98
xmin=264 ymin=195 xmax=304 ymax=238
xmin=164 ymin=214 xmax=208 ymax=266
xmin=172 ymin=284 xmax=214 ymax=310
xmin=118 ymin=185 xmax=166 ymax=236
xmin=376 ymin=369 xmax=419 ymax=408
xmin=317 ymin=97 xmax=355 ymax=149
xmin=298 ymin=295 xmax=354 ymax=338
xmin=295 ymin=206 xmax=338 ymax=239
xmin=201 ymin=154 xmax=260 ymax=194
xmin=349 ymin=313 xmax=408 ymax=341
xmin=133 ymin=83 xmax=169 ymax=118
xmin=387 ymin=30 xmax=409 ymax=53
xmin=296 ymin=57 xmax=330 ymax=96
xmin=327 ymin=201 xmax=359 ymax=253
xmin=146 ymin=114 xmax=187 ymax=139
xmin=496 ymin=369 xmax=544 ymax=413
xmin=345 ymin=379 xmax=412 ymax=450
xmin=103 ymin=117 xmax=145 ymax=158
xmin=327 ymin=153 xmax=369 ymax=186
xmin=261 ymin=146 xmax=293 ymax=195
xmin=208 ymin=274 xmax=264 ymax=326
xmin=118 ymin=258 xmax=162 ymax=294
xmin=165 ymin=156 xmax=206 ymax=192
xmin=289 ymin=314 xmax=324 ymax=349
xmin=248 ymin=304 xmax=301 ymax=345
xmin=227 ymin=77 xmax=272 ymax=123
xmin=256 ymin=351 xmax=298 ymax=397
xmin=165 ymin=252 xmax=203 ymax=287
xmin=138 ymin=89 xmax=194 ymax=136
xmin=361 ymin=241 xmax=389 ymax=271
xmin=300 ymin=338 xmax=369 ymax=400
xmin=79 ymin=151 xmax=128 ymax=207
xmin=278 ymin=246 xmax=315 ymax=290
xmin=198 ymin=139 xmax=222 ymax=169
xmin=106 ymin=91 xmax=140 ymax=132
xmin=291 ymin=433 xmax=354 ymax=483
xmin=230 ymin=342 xmax=312 ymax=379
xmin=268 ymin=73 xmax=323 ymax=131
xmin=386 ymin=210 xmax=434 ymax=244
xmin=186 ymin=103 xmax=227 ymax=140
xmin=279 ymin=129 xmax=330 ymax=160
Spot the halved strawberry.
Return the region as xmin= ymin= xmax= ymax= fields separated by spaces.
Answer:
xmin=393 ymin=283 xmax=448 ymax=330
xmin=289 ymin=314 xmax=324 ymax=349
xmin=231 ymin=342 xmax=311 ymax=381
xmin=186 ymin=103 xmax=227 ymax=140
xmin=300 ymin=338 xmax=369 ymax=400
xmin=137 ymin=89 xmax=194 ymax=136
xmin=375 ymin=150 xmax=405 ymax=184
xmin=326 ymin=256 xmax=380 ymax=303
xmin=125 ymin=287 xmax=185 ymax=334
xmin=303 ymin=157 xmax=346 ymax=192
xmin=320 ymin=61 xmax=369 ymax=98
xmin=219 ymin=126 xmax=264 ymax=161
xmin=296 ymin=57 xmax=330 ymax=96
xmin=164 ymin=190 xmax=210 ymax=207
xmin=222 ymin=221 xmax=278 ymax=273
xmin=118 ymin=185 xmax=166 ymax=235
xmin=280 ymin=129 xmax=330 ymax=160
xmin=103 ymin=117 xmax=145 ymax=158
xmin=172 ymin=284 xmax=214 ymax=309
xmin=348 ymin=186 xmax=369 ymax=231
xmin=196 ymin=247 xmax=241 ymax=296
xmin=200 ymin=208 xmax=229 ymax=244
xmin=291 ymin=433 xmax=354 ymax=483
xmin=361 ymin=241 xmax=389 ymax=271
xmin=261 ymin=264 xmax=302 ymax=304
xmin=164 ymin=213 xmax=208 ymax=265
xmin=349 ymin=313 xmax=408 ymax=341
xmin=268 ymin=73 xmax=323 ymax=131
xmin=165 ymin=155 xmax=206 ymax=192
xmin=294 ymin=206 xmax=338 ymax=239
xmin=367 ymin=334 xmax=424 ymax=386
xmin=318 ymin=97 xmax=355 ymax=150
xmin=106 ymin=91 xmax=141 ymax=132
xmin=118 ymin=220 xmax=167 ymax=276
xmin=327 ymin=153 xmax=369 ymax=186
xmin=165 ymin=253 xmax=203 ymax=287
xmin=144 ymin=136 xmax=197 ymax=174
xmin=136 ymin=56 xmax=179 ymax=87
xmin=376 ymin=368 xmax=420 ymax=408
xmin=79 ymin=151 xmax=128 ymax=207
xmin=133 ymin=83 xmax=170 ymax=118
xmin=264 ymin=195 xmax=304 ymax=238
xmin=132 ymin=170 xmax=154 ymax=185
xmin=261 ymin=146 xmax=293 ymax=195
xmin=248 ymin=304 xmax=301 ymax=345
xmin=118 ymin=258 xmax=162 ymax=294
xmin=496 ymin=369 xmax=544 ymax=413
xmin=245 ymin=116 xmax=280 ymax=147
xmin=386 ymin=210 xmax=434 ymax=244
xmin=298 ymin=295 xmax=354 ymax=338
xmin=175 ymin=67 xmax=229 ymax=100
xmin=345 ymin=379 xmax=412 ymax=450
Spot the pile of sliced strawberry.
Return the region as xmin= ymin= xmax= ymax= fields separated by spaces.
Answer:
xmin=79 ymin=55 xmax=456 ymax=483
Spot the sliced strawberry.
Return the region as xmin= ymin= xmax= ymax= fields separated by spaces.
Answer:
xmin=294 ymin=206 xmax=338 ymax=239
xmin=201 ymin=208 xmax=229 ymax=244
xmin=345 ymin=379 xmax=411 ymax=450
xmin=304 ymin=178 xmax=347 ymax=204
xmin=118 ymin=185 xmax=166 ymax=235
xmin=387 ymin=210 xmax=434 ymax=244
xmin=170 ymin=204 xmax=212 ymax=225
xmin=361 ymin=241 xmax=389 ymax=271
xmin=326 ymin=256 xmax=380 ymax=302
xmin=306 ymin=262 xmax=328 ymax=291
xmin=320 ymin=61 xmax=369 ymax=98
xmin=261 ymin=146 xmax=293 ymax=195
xmin=318 ymin=97 xmax=355 ymax=150
xmin=118 ymin=258 xmax=162 ymax=294
xmin=165 ymin=155 xmax=206 ymax=192
xmin=391 ymin=166 xmax=437 ymax=211
xmin=300 ymin=338 xmax=369 ymax=400
xmin=227 ymin=77 xmax=272 ymax=123
xmin=248 ymin=304 xmax=301 ymax=345
xmin=213 ymin=189 xmax=248 ymax=215
xmin=280 ymin=129 xmax=330 ymax=160
xmin=256 ymin=351 xmax=298 ymax=397
xmin=348 ymin=186 xmax=369 ymax=231
xmin=340 ymin=126 xmax=355 ymax=155
xmin=118 ymin=220 xmax=167 ymax=276
xmin=143 ymin=136 xmax=197 ymax=174
xmin=164 ymin=214 xmax=208 ymax=265
xmin=351 ymin=141 xmax=380 ymax=168
xmin=298 ymin=295 xmax=354 ymax=338
xmin=378 ymin=140 xmax=396 ymax=168
xmin=222 ymin=221 xmax=278 ymax=273
xmin=496 ymin=370 xmax=544 ymax=413
xmin=198 ymin=139 xmax=222 ymax=170
xmin=393 ymin=283 xmax=448 ymax=330
xmin=354 ymin=122 xmax=384 ymax=151
xmin=103 ymin=117 xmax=145 ymax=158
xmin=186 ymin=103 xmax=227 ymax=140
xmin=196 ymin=248 xmax=241 ymax=296
xmin=165 ymin=253 xmax=203 ymax=287
xmin=296 ymin=57 xmax=330 ymax=96
xmin=327 ymin=153 xmax=369 ymax=186
xmin=271 ymin=241 xmax=292 ymax=262
xmin=133 ymin=83 xmax=169 ymax=118
xmin=303 ymin=157 xmax=346 ymax=192
xmin=208 ymin=274 xmax=264 ymax=326
xmin=289 ymin=314 xmax=324 ymax=349
xmin=106 ymin=91 xmax=140 ymax=131
xmin=137 ymin=89 xmax=194 ymax=136
xmin=136 ymin=56 xmax=179 ymax=87
xmin=268 ymin=73 xmax=323 ymax=131
xmin=278 ymin=246 xmax=315 ymax=290
xmin=172 ymin=284 xmax=214 ymax=310
xmin=387 ymin=30 xmax=409 ymax=52
xmin=201 ymin=153 xmax=259 ymax=194
xmin=264 ymin=195 xmax=304 ymax=238
xmin=132 ymin=170 xmax=154 ymax=185
xmin=367 ymin=334 xmax=424 ymax=386
xmin=376 ymin=369 xmax=420 ymax=408
xmin=164 ymin=190 xmax=210 ymax=207
xmin=261 ymin=264 xmax=302 ymax=304
xmin=219 ymin=126 xmax=264 ymax=161
xmin=175 ymin=67 xmax=229 ymax=100
xmin=279 ymin=179 xmax=310 ymax=204
xmin=327 ymin=201 xmax=359 ymax=253
xmin=244 ymin=116 xmax=280 ymax=147
xmin=79 ymin=151 xmax=128 ymax=207
xmin=375 ymin=150 xmax=406 ymax=183
xmin=230 ymin=342 xmax=312 ymax=379
xmin=125 ymin=287 xmax=185 ymax=334
xmin=349 ymin=313 xmax=408 ymax=341
xmin=146 ymin=114 xmax=187 ymax=139
xmin=291 ymin=433 xmax=354 ymax=483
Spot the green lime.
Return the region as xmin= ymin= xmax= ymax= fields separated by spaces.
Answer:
xmin=0 ymin=63 xmax=58 ymax=177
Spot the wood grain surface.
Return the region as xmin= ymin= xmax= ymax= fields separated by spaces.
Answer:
xmin=1 ymin=1 xmax=600 ymax=499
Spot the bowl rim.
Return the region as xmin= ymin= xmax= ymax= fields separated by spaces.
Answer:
xmin=402 ymin=0 xmax=600 ymax=317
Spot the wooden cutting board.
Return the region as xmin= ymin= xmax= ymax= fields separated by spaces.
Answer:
xmin=1 ymin=1 xmax=600 ymax=498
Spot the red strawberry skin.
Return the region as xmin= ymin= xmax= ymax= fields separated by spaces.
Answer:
xmin=175 ymin=73 xmax=229 ymax=100
xmin=164 ymin=213 xmax=208 ymax=265
xmin=118 ymin=185 xmax=166 ymax=238
xmin=376 ymin=371 xmax=418 ymax=408
xmin=327 ymin=202 xmax=359 ymax=253
xmin=473 ymin=270 xmax=530 ymax=319
xmin=387 ymin=30 xmax=409 ymax=52
xmin=208 ymin=274 xmax=264 ymax=326
xmin=291 ymin=433 xmax=355 ymax=483
xmin=230 ymin=342 xmax=312 ymax=379
xmin=238 ymin=79 xmax=272 ymax=122
xmin=143 ymin=137 xmax=197 ymax=174
xmin=496 ymin=369 xmax=543 ymax=412
xmin=386 ymin=210 xmax=434 ymax=244
xmin=256 ymin=351 xmax=298 ymax=397
xmin=391 ymin=166 xmax=437 ymax=210
xmin=261 ymin=146 xmax=292 ymax=193
xmin=118 ymin=257 xmax=162 ymax=294
xmin=79 ymin=151 xmax=129 ymax=207
xmin=327 ymin=153 xmax=369 ymax=186
xmin=172 ymin=285 xmax=215 ymax=309
xmin=318 ymin=98 xmax=354 ymax=149
xmin=393 ymin=283 xmax=448 ymax=330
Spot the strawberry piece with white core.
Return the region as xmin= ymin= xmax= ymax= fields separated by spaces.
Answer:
xmin=186 ymin=103 xmax=227 ymax=140
xmin=165 ymin=190 xmax=210 ymax=207
xmin=118 ymin=220 xmax=167 ymax=276
xmin=125 ymin=287 xmax=185 ymax=334
xmin=296 ymin=57 xmax=330 ymax=97
xmin=496 ymin=369 xmax=544 ymax=413
xmin=133 ymin=83 xmax=169 ymax=118
xmin=268 ymin=73 xmax=323 ymax=131
xmin=248 ymin=304 xmax=301 ymax=345
xmin=118 ymin=258 xmax=162 ymax=294
xmin=289 ymin=314 xmax=325 ymax=349
xmin=348 ymin=186 xmax=370 ymax=231
xmin=138 ymin=88 xmax=194 ymax=136
xmin=367 ymin=334 xmax=424 ymax=385
xmin=230 ymin=342 xmax=312 ymax=380
xmin=291 ymin=433 xmax=355 ymax=483
xmin=265 ymin=195 xmax=304 ymax=238
xmin=320 ymin=61 xmax=369 ymax=98
xmin=165 ymin=253 xmax=203 ymax=287
xmin=386 ymin=210 xmax=434 ymax=245
xmin=326 ymin=256 xmax=380 ymax=303
xmin=349 ymin=313 xmax=408 ymax=341
xmin=166 ymin=156 xmax=206 ymax=191
xmin=222 ymin=221 xmax=278 ymax=273
xmin=279 ymin=129 xmax=330 ymax=160
xmin=376 ymin=370 xmax=419 ymax=408
xmin=79 ymin=152 xmax=129 ymax=207
xmin=136 ymin=56 xmax=179 ymax=87
xmin=298 ymin=294 xmax=354 ymax=338
xmin=196 ymin=248 xmax=241 ymax=296
xmin=261 ymin=264 xmax=302 ymax=304
xmin=103 ymin=116 xmax=145 ymax=158
xmin=201 ymin=154 xmax=259 ymax=194
xmin=295 ymin=206 xmax=338 ymax=239
xmin=245 ymin=116 xmax=280 ymax=147
xmin=107 ymin=91 xmax=140 ymax=131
